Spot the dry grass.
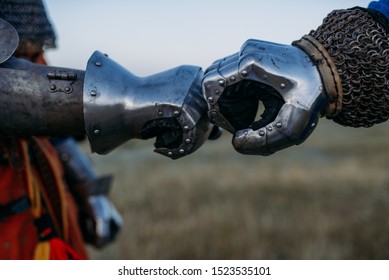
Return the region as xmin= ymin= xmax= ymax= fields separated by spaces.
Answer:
xmin=83 ymin=119 xmax=389 ymax=259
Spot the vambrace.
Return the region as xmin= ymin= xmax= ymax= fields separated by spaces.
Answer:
xmin=293 ymin=7 xmax=389 ymax=128
xmin=0 ymin=57 xmax=85 ymax=136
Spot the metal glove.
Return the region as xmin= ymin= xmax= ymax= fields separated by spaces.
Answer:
xmin=203 ymin=39 xmax=326 ymax=155
xmin=203 ymin=8 xmax=389 ymax=156
xmin=84 ymin=52 xmax=211 ymax=159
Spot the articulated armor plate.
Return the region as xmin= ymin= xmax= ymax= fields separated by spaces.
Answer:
xmin=84 ymin=51 xmax=210 ymax=159
xmin=203 ymin=40 xmax=326 ymax=155
xmin=296 ymin=8 xmax=389 ymax=127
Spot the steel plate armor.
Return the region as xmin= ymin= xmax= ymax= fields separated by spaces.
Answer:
xmin=84 ymin=51 xmax=210 ymax=159
xmin=203 ymin=7 xmax=389 ymax=155
xmin=0 ymin=19 xmax=210 ymax=159
xmin=203 ymin=40 xmax=326 ymax=155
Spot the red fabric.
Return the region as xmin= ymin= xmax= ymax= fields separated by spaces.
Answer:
xmin=49 ymin=238 xmax=85 ymax=260
xmin=0 ymin=167 xmax=38 ymax=259
xmin=0 ymin=140 xmax=88 ymax=260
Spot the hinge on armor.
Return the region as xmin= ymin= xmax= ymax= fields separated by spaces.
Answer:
xmin=47 ymin=71 xmax=78 ymax=94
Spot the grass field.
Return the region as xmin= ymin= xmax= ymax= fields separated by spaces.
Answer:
xmin=84 ymin=119 xmax=389 ymax=259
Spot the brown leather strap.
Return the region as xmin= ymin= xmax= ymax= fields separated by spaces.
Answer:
xmin=293 ymin=35 xmax=343 ymax=118
xmin=28 ymin=137 xmax=69 ymax=241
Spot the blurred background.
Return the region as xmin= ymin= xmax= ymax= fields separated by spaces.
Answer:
xmin=44 ymin=0 xmax=389 ymax=259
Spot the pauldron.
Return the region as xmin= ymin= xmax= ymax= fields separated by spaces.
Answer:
xmin=295 ymin=8 xmax=389 ymax=127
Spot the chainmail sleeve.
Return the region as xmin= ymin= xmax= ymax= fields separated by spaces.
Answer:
xmin=294 ymin=7 xmax=389 ymax=128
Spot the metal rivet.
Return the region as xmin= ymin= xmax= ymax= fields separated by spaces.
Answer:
xmin=230 ymin=76 xmax=236 ymax=82
xmin=280 ymin=83 xmax=286 ymax=89
xmin=174 ymin=110 xmax=180 ymax=117
xmin=90 ymin=90 xmax=97 ymax=96
xmin=215 ymin=89 xmax=220 ymax=95
xmin=263 ymin=74 xmax=269 ymax=80
xmin=266 ymin=125 xmax=273 ymax=131
xmin=49 ymin=84 xmax=56 ymax=91
xmin=95 ymin=61 xmax=102 ymax=67
xmin=158 ymin=110 xmax=163 ymax=116
xmin=241 ymin=70 xmax=248 ymax=77
xmin=94 ymin=129 xmax=100 ymax=135
xmin=168 ymin=151 xmax=173 ymax=157
xmin=208 ymin=97 xmax=214 ymax=103
xmin=211 ymin=111 xmax=218 ymax=117
xmin=275 ymin=122 xmax=282 ymax=128
xmin=64 ymin=86 xmax=71 ymax=93
xmin=179 ymin=149 xmax=185 ymax=154
xmin=311 ymin=122 xmax=316 ymax=128
xmin=218 ymin=79 xmax=225 ymax=87
xmin=184 ymin=125 xmax=189 ymax=131
xmin=259 ymin=130 xmax=265 ymax=136
xmin=185 ymin=139 xmax=191 ymax=144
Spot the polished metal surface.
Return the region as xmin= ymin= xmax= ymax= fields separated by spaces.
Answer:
xmin=86 ymin=195 xmax=123 ymax=248
xmin=0 ymin=48 xmax=209 ymax=158
xmin=203 ymin=39 xmax=326 ymax=155
xmin=84 ymin=51 xmax=210 ymax=159
xmin=0 ymin=18 xmax=19 ymax=64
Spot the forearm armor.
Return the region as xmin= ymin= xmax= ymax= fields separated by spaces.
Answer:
xmin=0 ymin=57 xmax=85 ymax=135
xmin=293 ymin=7 xmax=389 ymax=127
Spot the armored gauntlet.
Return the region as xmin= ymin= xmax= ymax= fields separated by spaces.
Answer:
xmin=203 ymin=7 xmax=389 ymax=155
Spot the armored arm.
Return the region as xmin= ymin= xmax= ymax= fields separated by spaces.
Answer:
xmin=203 ymin=7 xmax=389 ymax=155
xmin=0 ymin=19 xmax=210 ymax=159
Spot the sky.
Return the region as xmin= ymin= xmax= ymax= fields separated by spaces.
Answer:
xmin=44 ymin=0 xmax=372 ymax=76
